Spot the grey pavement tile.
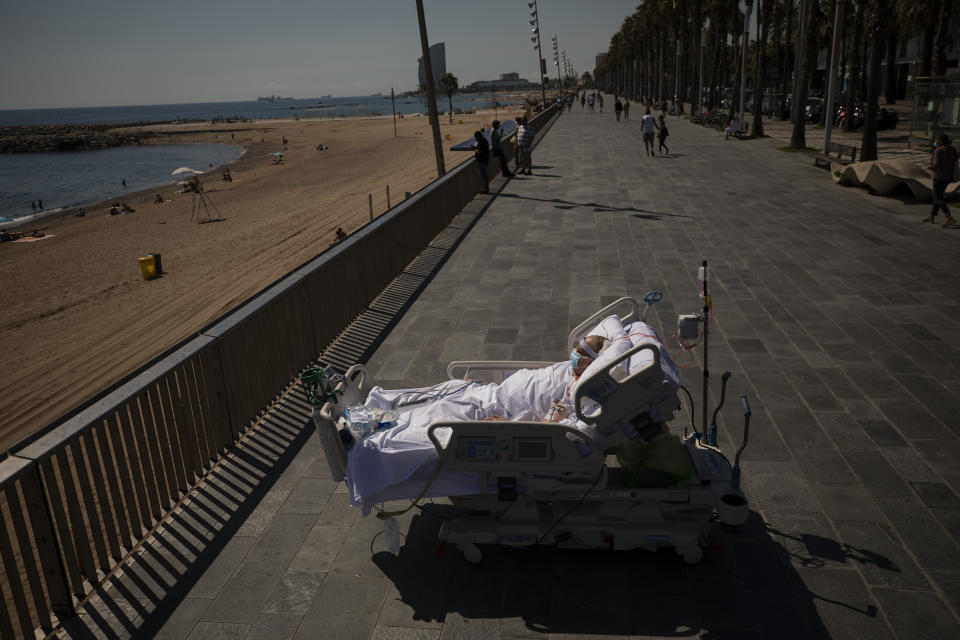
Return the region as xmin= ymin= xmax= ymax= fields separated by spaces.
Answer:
xmin=263 ymin=570 xmax=326 ymax=615
xmin=289 ymin=523 xmax=351 ymax=573
xmin=911 ymin=481 xmax=960 ymax=509
xmin=295 ymin=574 xmax=388 ymax=640
xmin=279 ymin=477 xmax=339 ymax=515
xmin=884 ymin=446 xmax=943 ymax=484
xmin=740 ymin=461 xmax=822 ymax=513
xmin=189 ymin=536 xmax=257 ymax=599
xmin=438 ymin=612 xmax=499 ymax=640
xmin=244 ymin=613 xmax=302 ymax=640
xmin=201 ymin=561 xmax=286 ymax=625
xmin=812 ymin=483 xmax=884 ymax=523
xmin=874 ymin=497 xmax=960 ymax=572
xmin=316 ymin=491 xmax=361 ymax=526
xmin=858 ymin=419 xmax=907 ymax=447
xmin=873 ymin=587 xmax=958 ymax=640
xmin=245 ymin=513 xmax=318 ymax=565
xmin=928 ymin=571 xmax=960 ymax=621
xmin=841 ymin=450 xmax=913 ymax=498
xmin=794 ymin=447 xmax=859 ymax=485
xmin=833 ymin=521 xmax=929 ymax=590
xmin=911 ymin=439 xmax=960 ymax=494
xmin=795 ymin=567 xmax=894 ymax=640
xmin=185 ymin=621 xmax=250 ymax=640
xmin=154 ymin=596 xmax=212 ymax=640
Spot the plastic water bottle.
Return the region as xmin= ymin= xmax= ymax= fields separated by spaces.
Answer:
xmin=384 ymin=516 xmax=401 ymax=554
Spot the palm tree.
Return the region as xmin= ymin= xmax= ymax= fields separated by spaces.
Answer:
xmin=438 ymin=73 xmax=459 ymax=123
xmin=861 ymin=0 xmax=891 ymax=161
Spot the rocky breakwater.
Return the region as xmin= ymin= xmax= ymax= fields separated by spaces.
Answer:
xmin=0 ymin=123 xmax=151 ymax=153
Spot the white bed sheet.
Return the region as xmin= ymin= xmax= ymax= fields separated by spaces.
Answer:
xmin=344 ymin=316 xmax=679 ymax=512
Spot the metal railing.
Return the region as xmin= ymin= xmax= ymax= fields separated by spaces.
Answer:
xmin=0 ymin=103 xmax=559 ymax=638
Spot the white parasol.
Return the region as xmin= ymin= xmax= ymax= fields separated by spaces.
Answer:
xmin=172 ymin=167 xmax=203 ymax=176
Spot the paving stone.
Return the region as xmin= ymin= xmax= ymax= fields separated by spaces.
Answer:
xmin=201 ymin=562 xmax=286 ymax=625
xmin=874 ymin=497 xmax=960 ymax=572
xmin=832 ymin=521 xmax=929 ymax=590
xmin=263 ymin=570 xmax=325 ymax=615
xmin=185 ymin=621 xmax=250 ymax=640
xmin=873 ymin=587 xmax=957 ymax=640
xmin=188 ymin=536 xmax=257 ymax=599
xmin=289 ymin=523 xmax=350 ymax=573
xmin=295 ymin=574 xmax=387 ymax=640
xmin=244 ymin=613 xmax=302 ymax=640
xmin=911 ymin=481 xmax=960 ymax=509
xmin=154 ymin=596 xmax=212 ymax=640
xmin=245 ymin=513 xmax=318 ymax=565
xmin=841 ymin=450 xmax=913 ymax=498
xmin=279 ymin=477 xmax=339 ymax=515
xmin=370 ymin=628 xmax=440 ymax=640
xmin=437 ymin=612 xmax=499 ymax=640
xmin=795 ymin=567 xmax=894 ymax=640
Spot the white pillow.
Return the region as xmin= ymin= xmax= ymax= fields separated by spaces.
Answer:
xmin=571 ymin=315 xmax=631 ymax=398
xmin=622 ymin=321 xmax=680 ymax=389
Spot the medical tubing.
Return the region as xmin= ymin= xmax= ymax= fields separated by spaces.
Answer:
xmin=679 ymin=384 xmax=698 ymax=435
xmin=375 ymin=459 xmax=446 ymax=519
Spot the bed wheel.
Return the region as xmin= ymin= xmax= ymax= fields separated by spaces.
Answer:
xmin=460 ymin=543 xmax=482 ymax=565
xmin=679 ymin=546 xmax=703 ymax=565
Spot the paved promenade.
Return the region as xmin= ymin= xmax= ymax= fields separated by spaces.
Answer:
xmin=63 ymin=103 xmax=960 ymax=639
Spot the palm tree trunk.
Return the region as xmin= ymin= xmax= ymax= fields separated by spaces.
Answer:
xmin=844 ymin=1 xmax=862 ymax=131
xmin=790 ymin=0 xmax=818 ymax=148
xmin=753 ymin=0 xmax=767 ymax=135
xmin=780 ymin=0 xmax=793 ymax=120
xmin=860 ymin=0 xmax=888 ymax=161
xmin=884 ymin=26 xmax=898 ymax=103
xmin=919 ymin=23 xmax=935 ymax=77
xmin=933 ymin=0 xmax=951 ymax=75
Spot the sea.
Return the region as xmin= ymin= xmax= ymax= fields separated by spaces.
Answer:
xmin=0 ymin=94 xmax=505 ymax=224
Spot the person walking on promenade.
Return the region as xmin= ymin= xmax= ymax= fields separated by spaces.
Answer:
xmin=517 ymin=117 xmax=535 ymax=175
xmin=581 ymin=93 xmax=586 ymax=110
xmin=624 ymin=99 xmax=630 ymax=120
xmin=598 ymin=94 xmax=604 ymax=113
xmin=657 ymin=114 xmax=670 ymax=155
xmin=923 ymin=133 xmax=958 ymax=227
xmin=615 ymin=98 xmax=623 ymax=121
xmin=474 ymin=131 xmax=490 ymax=193
xmin=588 ymin=94 xmax=595 ymax=112
xmin=490 ymin=120 xmax=513 ymax=178
xmin=641 ymin=108 xmax=657 ymax=157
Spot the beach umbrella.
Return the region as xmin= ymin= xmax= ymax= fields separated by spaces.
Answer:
xmin=172 ymin=167 xmax=203 ymax=176
xmin=272 ymin=152 xmax=284 ymax=156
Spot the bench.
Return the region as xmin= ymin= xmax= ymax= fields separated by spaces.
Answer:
xmin=733 ymin=121 xmax=751 ymax=138
xmin=810 ymin=142 xmax=858 ymax=169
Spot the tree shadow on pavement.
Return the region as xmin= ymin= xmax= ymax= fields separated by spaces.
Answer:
xmin=498 ymin=193 xmax=694 ymax=219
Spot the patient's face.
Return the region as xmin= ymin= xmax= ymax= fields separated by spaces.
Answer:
xmin=570 ymin=344 xmax=595 ymax=377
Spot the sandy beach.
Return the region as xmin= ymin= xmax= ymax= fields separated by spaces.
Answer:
xmin=0 ymin=108 xmax=523 ymax=452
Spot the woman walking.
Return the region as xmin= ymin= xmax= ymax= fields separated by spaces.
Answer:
xmin=657 ymin=114 xmax=670 ymax=155
xmin=923 ymin=133 xmax=958 ymax=227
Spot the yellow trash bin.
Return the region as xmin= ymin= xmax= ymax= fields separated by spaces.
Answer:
xmin=138 ymin=254 xmax=157 ymax=280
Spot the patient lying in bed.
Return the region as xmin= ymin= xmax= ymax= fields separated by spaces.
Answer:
xmin=346 ymin=316 xmax=678 ymax=509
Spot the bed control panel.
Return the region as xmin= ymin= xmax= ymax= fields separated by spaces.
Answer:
xmin=458 ymin=438 xmax=497 ymax=460
xmin=512 ymin=437 xmax=553 ymax=462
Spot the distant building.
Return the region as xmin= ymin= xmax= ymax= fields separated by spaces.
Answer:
xmin=418 ymin=43 xmax=447 ymax=87
xmin=466 ymin=72 xmax=541 ymax=92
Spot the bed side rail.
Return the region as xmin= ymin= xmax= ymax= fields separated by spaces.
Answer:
xmin=573 ymin=343 xmax=681 ymax=437
xmin=446 ymin=361 xmax=554 ymax=383
xmin=567 ymin=297 xmax=639 ymax=351
xmin=427 ymin=421 xmax=604 ymax=473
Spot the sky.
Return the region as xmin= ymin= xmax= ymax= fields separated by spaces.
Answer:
xmin=0 ymin=0 xmax=639 ymax=110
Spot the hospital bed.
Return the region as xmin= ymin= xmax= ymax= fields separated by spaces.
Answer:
xmin=306 ymin=296 xmax=751 ymax=564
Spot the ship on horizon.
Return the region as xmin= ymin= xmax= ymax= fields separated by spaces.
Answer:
xmin=257 ymin=95 xmax=295 ymax=102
